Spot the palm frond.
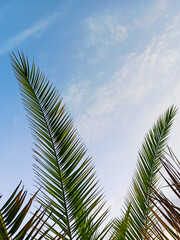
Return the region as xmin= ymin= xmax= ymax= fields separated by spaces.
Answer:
xmin=10 ymin=52 xmax=110 ymax=240
xmin=110 ymin=203 xmax=131 ymax=240
xmin=146 ymin=146 xmax=180 ymax=239
xmin=112 ymin=106 xmax=177 ymax=239
xmin=0 ymin=182 xmax=55 ymax=239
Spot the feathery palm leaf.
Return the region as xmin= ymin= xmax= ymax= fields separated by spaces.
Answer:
xmin=0 ymin=182 xmax=55 ymax=239
xmin=145 ymin=146 xmax=180 ymax=239
xmin=110 ymin=204 xmax=131 ymax=240
xmin=10 ymin=52 xmax=109 ymax=240
xmin=111 ymin=106 xmax=177 ymax=239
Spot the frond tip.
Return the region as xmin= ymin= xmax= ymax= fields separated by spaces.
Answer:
xmin=146 ymin=146 xmax=180 ymax=239
xmin=10 ymin=51 xmax=110 ymax=239
xmin=113 ymin=105 xmax=177 ymax=240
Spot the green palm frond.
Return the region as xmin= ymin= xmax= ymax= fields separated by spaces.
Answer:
xmin=145 ymin=146 xmax=180 ymax=239
xmin=0 ymin=182 xmax=54 ymax=240
xmin=110 ymin=204 xmax=131 ymax=240
xmin=112 ymin=106 xmax=177 ymax=240
xmin=10 ymin=52 xmax=110 ymax=240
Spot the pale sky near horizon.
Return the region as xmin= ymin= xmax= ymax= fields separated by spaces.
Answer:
xmin=0 ymin=0 xmax=180 ymax=224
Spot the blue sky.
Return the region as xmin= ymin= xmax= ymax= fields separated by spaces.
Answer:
xmin=1 ymin=0 xmax=180 ymax=221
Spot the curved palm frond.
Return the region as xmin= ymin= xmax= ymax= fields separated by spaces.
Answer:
xmin=145 ymin=146 xmax=180 ymax=239
xmin=111 ymin=106 xmax=177 ymax=239
xmin=10 ymin=52 xmax=110 ymax=240
xmin=0 ymin=182 xmax=54 ymax=240
xmin=109 ymin=204 xmax=131 ymax=240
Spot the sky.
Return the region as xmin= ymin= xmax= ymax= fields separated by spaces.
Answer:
xmin=0 ymin=0 xmax=180 ymax=223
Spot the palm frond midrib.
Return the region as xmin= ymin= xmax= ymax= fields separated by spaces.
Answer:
xmin=122 ymin=107 xmax=176 ymax=240
xmin=26 ymin=74 xmax=73 ymax=239
xmin=142 ymin=119 xmax=170 ymax=239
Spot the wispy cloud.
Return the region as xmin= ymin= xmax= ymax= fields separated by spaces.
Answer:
xmin=13 ymin=117 xmax=21 ymax=126
xmin=135 ymin=0 xmax=170 ymax=28
xmin=69 ymin=13 xmax=180 ymax=144
xmin=76 ymin=12 xmax=127 ymax=62
xmin=0 ymin=3 xmax=12 ymax=22
xmin=0 ymin=12 xmax=60 ymax=56
xmin=85 ymin=14 xmax=127 ymax=48
xmin=65 ymin=80 xmax=91 ymax=110
xmin=67 ymin=13 xmax=180 ymax=217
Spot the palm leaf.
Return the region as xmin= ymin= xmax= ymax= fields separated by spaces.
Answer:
xmin=112 ymin=106 xmax=177 ymax=239
xmin=110 ymin=203 xmax=131 ymax=240
xmin=10 ymin=52 xmax=110 ymax=240
xmin=145 ymin=146 xmax=180 ymax=239
xmin=0 ymin=182 xmax=55 ymax=239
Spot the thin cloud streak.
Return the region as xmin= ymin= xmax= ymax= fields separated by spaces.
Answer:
xmin=68 ymin=13 xmax=180 ymax=144
xmin=75 ymin=12 xmax=128 ymax=63
xmin=135 ymin=0 xmax=169 ymax=28
xmin=0 ymin=12 xmax=60 ymax=56
xmin=85 ymin=15 xmax=127 ymax=47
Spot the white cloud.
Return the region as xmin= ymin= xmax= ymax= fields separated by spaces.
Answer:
xmin=69 ymin=13 xmax=180 ymax=144
xmin=84 ymin=13 xmax=127 ymax=48
xmin=66 ymin=13 xmax=180 ymax=220
xmin=0 ymin=12 xmax=59 ymax=56
xmin=73 ymin=11 xmax=127 ymax=63
xmin=65 ymin=80 xmax=91 ymax=108
xmin=136 ymin=0 xmax=169 ymax=27
xmin=157 ymin=0 xmax=170 ymax=11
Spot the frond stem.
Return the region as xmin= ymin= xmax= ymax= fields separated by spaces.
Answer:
xmin=27 ymin=76 xmax=72 ymax=240
xmin=143 ymin=122 xmax=167 ymax=239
